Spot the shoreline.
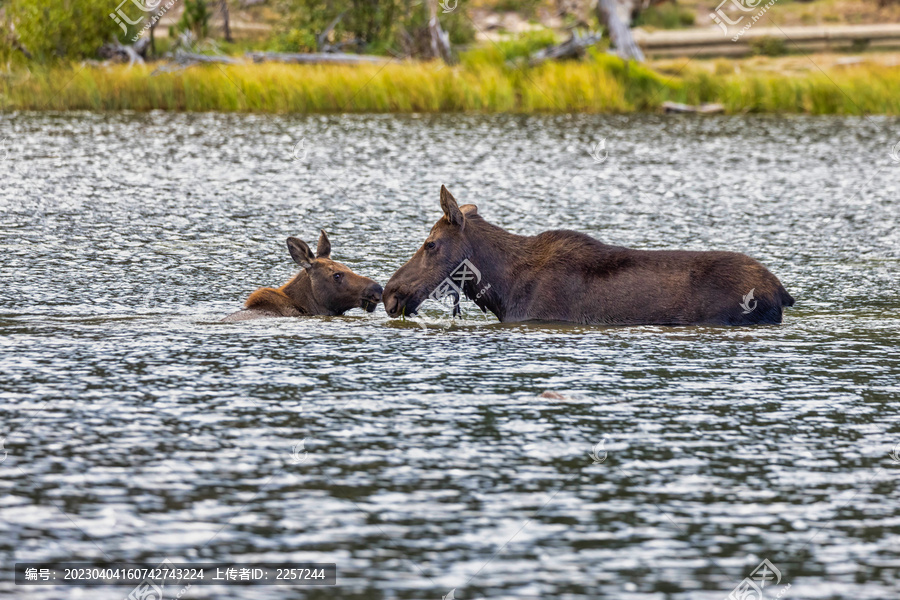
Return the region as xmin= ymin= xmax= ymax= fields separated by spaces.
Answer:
xmin=2 ymin=52 xmax=899 ymax=115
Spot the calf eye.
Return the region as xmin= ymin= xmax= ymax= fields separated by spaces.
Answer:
xmin=426 ymin=241 xmax=436 ymax=250
xmin=333 ymin=273 xmax=342 ymax=282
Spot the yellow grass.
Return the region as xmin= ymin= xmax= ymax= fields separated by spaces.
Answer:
xmin=2 ymin=52 xmax=899 ymax=114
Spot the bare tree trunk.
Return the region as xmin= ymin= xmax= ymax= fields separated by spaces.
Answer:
xmin=149 ymin=16 xmax=159 ymax=56
xmin=427 ymin=0 xmax=452 ymax=63
xmin=220 ymin=0 xmax=233 ymax=43
xmin=596 ymin=0 xmax=644 ymax=61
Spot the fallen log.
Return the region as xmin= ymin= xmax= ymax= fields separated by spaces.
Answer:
xmin=246 ymin=51 xmax=387 ymax=65
xmin=662 ymin=101 xmax=725 ymax=114
xmin=635 ymin=23 xmax=900 ymax=58
xmin=173 ymin=49 xmax=243 ymax=65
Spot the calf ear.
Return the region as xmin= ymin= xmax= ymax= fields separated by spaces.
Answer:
xmin=316 ymin=229 xmax=332 ymax=259
xmin=287 ymin=237 xmax=316 ymax=269
xmin=440 ymin=185 xmax=465 ymax=230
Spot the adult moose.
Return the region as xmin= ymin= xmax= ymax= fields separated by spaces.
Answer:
xmin=383 ymin=186 xmax=794 ymax=326
xmin=223 ymin=230 xmax=383 ymax=321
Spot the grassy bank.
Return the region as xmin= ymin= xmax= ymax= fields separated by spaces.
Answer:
xmin=3 ymin=51 xmax=900 ymax=114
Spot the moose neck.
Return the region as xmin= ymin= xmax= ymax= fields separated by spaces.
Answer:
xmin=460 ymin=217 xmax=529 ymax=322
xmin=281 ymin=270 xmax=323 ymax=315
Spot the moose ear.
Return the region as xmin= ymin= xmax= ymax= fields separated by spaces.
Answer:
xmin=440 ymin=185 xmax=465 ymax=230
xmin=316 ymin=229 xmax=332 ymax=259
xmin=287 ymin=237 xmax=316 ymax=269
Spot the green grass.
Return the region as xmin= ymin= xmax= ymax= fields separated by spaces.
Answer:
xmin=1 ymin=49 xmax=899 ymax=114
xmin=633 ymin=3 xmax=696 ymax=29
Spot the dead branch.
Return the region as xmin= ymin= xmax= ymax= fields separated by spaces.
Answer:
xmin=317 ymin=10 xmax=346 ymax=52
xmin=529 ymin=30 xmax=603 ymax=65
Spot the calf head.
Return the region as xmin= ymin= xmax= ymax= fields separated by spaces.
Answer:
xmin=288 ymin=231 xmax=383 ymax=314
xmin=383 ymin=186 xmax=477 ymax=317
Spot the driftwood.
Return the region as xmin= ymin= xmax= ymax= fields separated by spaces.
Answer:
xmin=529 ymin=30 xmax=603 ymax=65
xmin=246 ymin=51 xmax=386 ymax=65
xmin=99 ymin=39 xmax=150 ymax=66
xmin=661 ymin=101 xmax=725 ymax=114
xmin=173 ymin=49 xmax=243 ymax=65
xmin=596 ymin=0 xmax=645 ymax=61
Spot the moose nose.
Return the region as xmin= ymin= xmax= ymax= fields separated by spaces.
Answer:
xmin=367 ymin=282 xmax=383 ymax=303
xmin=384 ymin=292 xmax=402 ymax=318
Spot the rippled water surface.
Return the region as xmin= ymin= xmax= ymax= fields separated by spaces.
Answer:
xmin=1 ymin=112 xmax=899 ymax=599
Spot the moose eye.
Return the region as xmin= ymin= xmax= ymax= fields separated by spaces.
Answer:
xmin=425 ymin=241 xmax=436 ymax=251
xmin=333 ymin=273 xmax=342 ymax=282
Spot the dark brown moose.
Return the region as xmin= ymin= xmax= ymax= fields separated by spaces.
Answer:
xmin=383 ymin=186 xmax=795 ymax=326
xmin=223 ymin=230 xmax=383 ymax=322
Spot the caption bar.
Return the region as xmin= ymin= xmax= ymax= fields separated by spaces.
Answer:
xmin=15 ymin=563 xmax=336 ymax=586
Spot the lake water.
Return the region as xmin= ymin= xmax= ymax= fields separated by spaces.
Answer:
xmin=1 ymin=112 xmax=899 ymax=600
